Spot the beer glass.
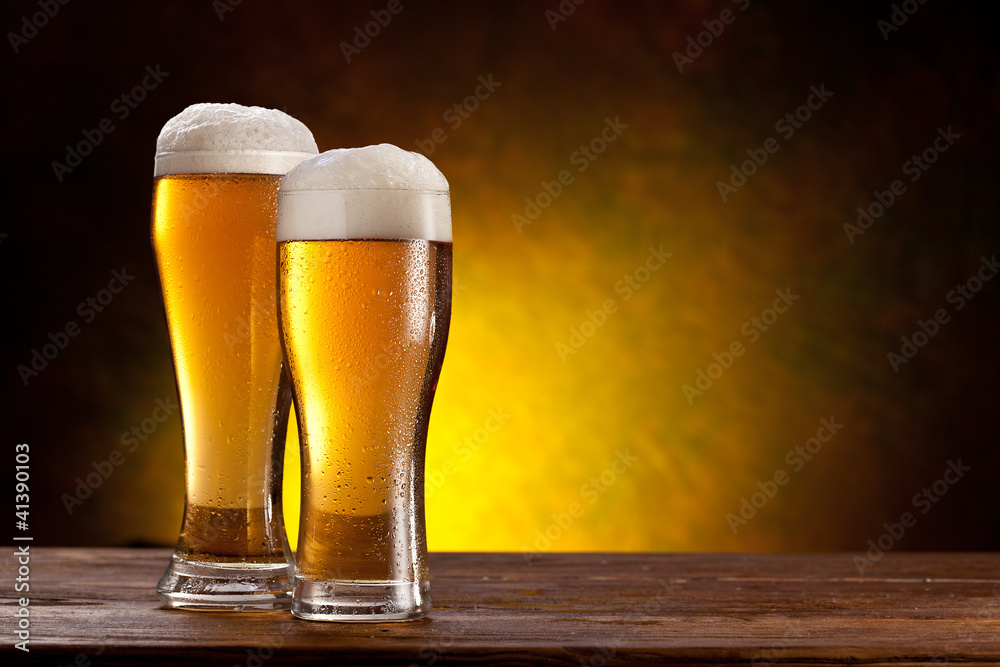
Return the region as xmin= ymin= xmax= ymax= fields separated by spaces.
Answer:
xmin=152 ymin=103 xmax=317 ymax=610
xmin=276 ymin=144 xmax=452 ymax=621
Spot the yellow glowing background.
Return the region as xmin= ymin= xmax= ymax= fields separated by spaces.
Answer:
xmin=5 ymin=1 xmax=998 ymax=553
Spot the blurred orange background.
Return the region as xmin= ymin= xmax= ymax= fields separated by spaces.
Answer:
xmin=2 ymin=0 xmax=998 ymax=553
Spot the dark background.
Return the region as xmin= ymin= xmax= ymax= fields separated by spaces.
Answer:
xmin=1 ymin=0 xmax=998 ymax=552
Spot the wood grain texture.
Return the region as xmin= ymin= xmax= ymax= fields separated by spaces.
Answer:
xmin=2 ymin=549 xmax=999 ymax=665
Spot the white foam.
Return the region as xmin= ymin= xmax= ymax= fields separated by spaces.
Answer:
xmin=154 ymin=103 xmax=318 ymax=176
xmin=277 ymin=144 xmax=451 ymax=243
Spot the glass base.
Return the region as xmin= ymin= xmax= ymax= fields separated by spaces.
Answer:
xmin=292 ymin=578 xmax=430 ymax=621
xmin=157 ymin=554 xmax=293 ymax=611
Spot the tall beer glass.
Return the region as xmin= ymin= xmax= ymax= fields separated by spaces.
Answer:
xmin=277 ymin=144 xmax=452 ymax=621
xmin=152 ymin=103 xmax=317 ymax=610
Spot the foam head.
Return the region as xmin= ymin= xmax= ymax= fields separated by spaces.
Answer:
xmin=154 ymin=103 xmax=318 ymax=177
xmin=276 ymin=144 xmax=451 ymax=243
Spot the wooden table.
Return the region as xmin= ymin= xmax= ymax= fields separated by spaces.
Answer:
xmin=5 ymin=548 xmax=999 ymax=665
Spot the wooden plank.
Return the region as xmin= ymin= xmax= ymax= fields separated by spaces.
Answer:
xmin=3 ymin=549 xmax=999 ymax=665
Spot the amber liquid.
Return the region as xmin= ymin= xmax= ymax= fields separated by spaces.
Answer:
xmin=279 ymin=239 xmax=451 ymax=582
xmin=152 ymin=174 xmax=290 ymax=565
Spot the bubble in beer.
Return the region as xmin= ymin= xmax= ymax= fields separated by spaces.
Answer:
xmin=276 ymin=144 xmax=451 ymax=243
xmin=154 ymin=102 xmax=318 ymax=177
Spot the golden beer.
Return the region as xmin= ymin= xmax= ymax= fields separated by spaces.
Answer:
xmin=152 ymin=174 xmax=287 ymax=559
xmin=279 ymin=239 xmax=451 ymax=583
xmin=152 ymin=103 xmax=317 ymax=610
xmin=277 ymin=144 xmax=452 ymax=621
